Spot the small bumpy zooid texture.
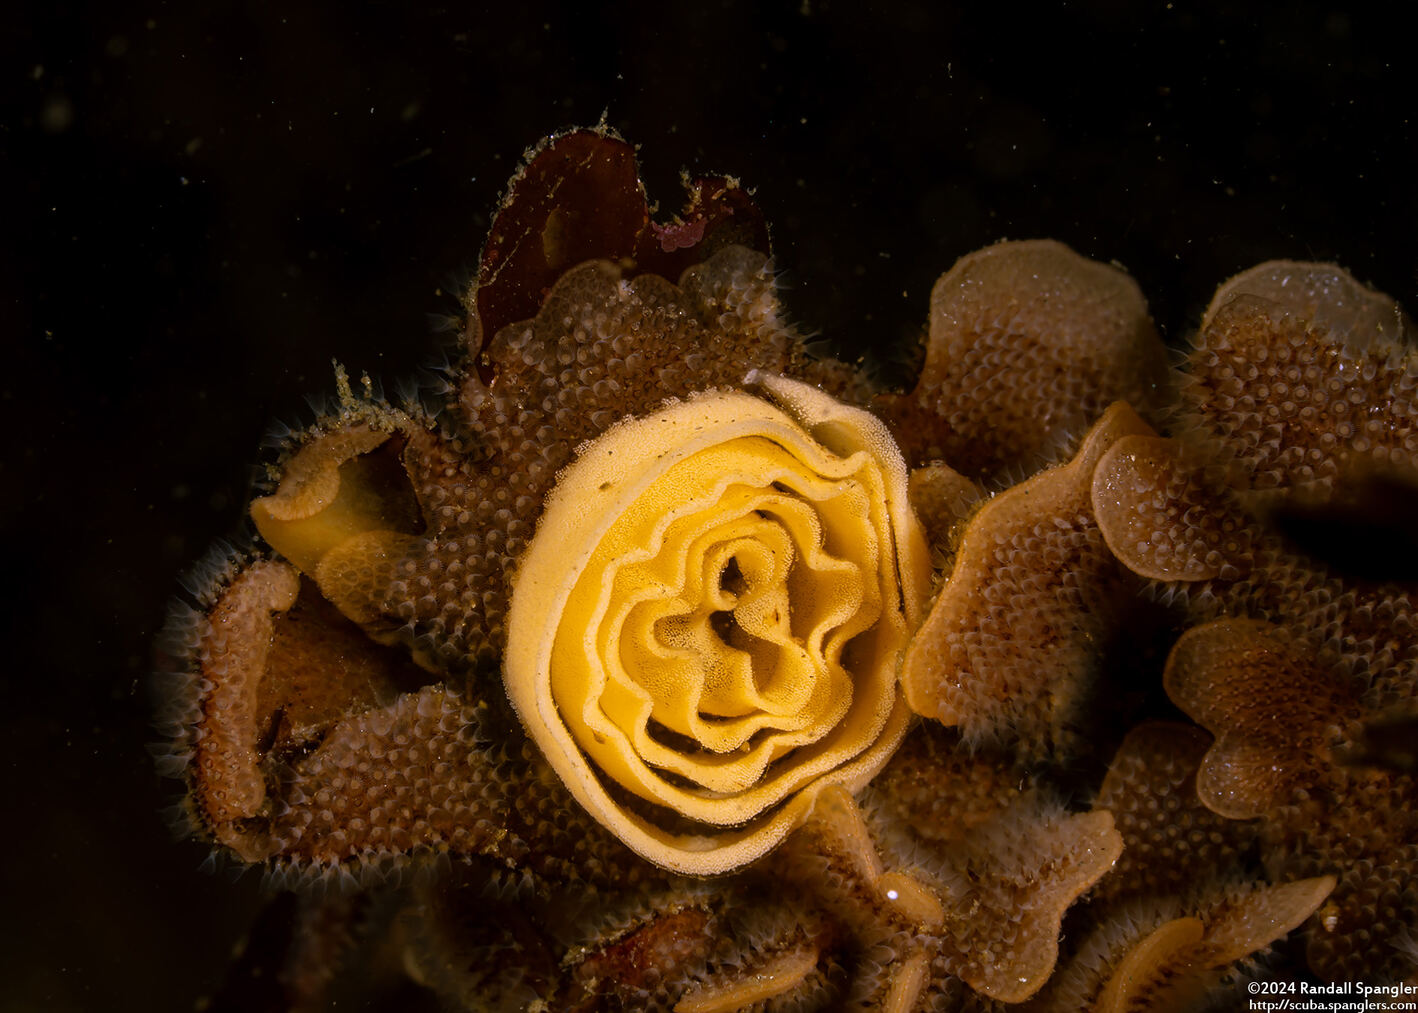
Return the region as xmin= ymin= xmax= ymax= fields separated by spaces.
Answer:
xmin=158 ymin=130 xmax=1415 ymax=1010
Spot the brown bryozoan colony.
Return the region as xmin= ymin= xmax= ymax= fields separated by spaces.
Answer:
xmin=156 ymin=130 xmax=1418 ymax=1011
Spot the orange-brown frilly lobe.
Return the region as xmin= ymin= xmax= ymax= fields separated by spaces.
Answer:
xmin=923 ymin=798 xmax=1122 ymax=1003
xmin=1087 ymin=878 xmax=1335 ymax=1013
xmin=1160 ymin=619 xmax=1418 ymax=984
xmin=1035 ymin=723 xmax=1333 ymax=1012
xmin=906 ymin=461 xmax=985 ymax=554
xmin=901 ymin=401 xmax=1154 ymax=758
xmin=1268 ymin=768 xmax=1418 ymax=984
xmin=877 ymin=238 xmax=1170 ymax=480
xmin=182 ymin=557 xmax=650 ymax=885
xmin=182 ymin=554 xmax=470 ymax=865
xmin=1109 ymin=262 xmax=1418 ymax=730
xmin=190 ymin=559 xmax=299 ymax=860
xmin=1092 ymin=434 xmax=1256 ymax=583
xmin=1201 ymin=259 xmax=1410 ymax=350
xmin=1182 ymin=260 xmax=1418 ymax=502
xmin=865 ymin=719 xmax=1031 ymax=850
xmin=774 ymin=771 xmax=1122 ymax=1006
xmin=1087 ymin=280 xmax=1418 ymax=986
xmin=1164 ymin=618 xmax=1363 ymax=820
xmin=1088 ymin=722 xmax=1258 ymax=907
xmin=759 ymin=787 xmax=942 ymax=1012
xmin=788 ymin=784 xmax=946 ymax=934
xmin=248 ymin=421 xmax=427 ymax=637
xmin=824 ymin=724 xmax=1127 ymax=1006
xmin=1091 ymin=263 xmax=1418 ymax=988
xmin=1092 ymin=407 xmax=1418 ymax=712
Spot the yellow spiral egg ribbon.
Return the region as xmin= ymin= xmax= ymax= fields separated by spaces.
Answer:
xmin=505 ymin=373 xmax=929 ymax=874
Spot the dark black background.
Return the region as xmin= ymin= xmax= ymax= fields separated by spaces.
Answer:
xmin=5 ymin=2 xmax=1414 ymax=1009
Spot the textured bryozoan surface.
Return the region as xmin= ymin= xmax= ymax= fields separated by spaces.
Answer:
xmin=878 ymin=238 xmax=1172 ymax=480
xmin=158 ymin=131 xmax=1418 ymax=1008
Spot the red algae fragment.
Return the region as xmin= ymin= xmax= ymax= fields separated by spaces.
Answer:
xmin=468 ymin=129 xmax=769 ymax=364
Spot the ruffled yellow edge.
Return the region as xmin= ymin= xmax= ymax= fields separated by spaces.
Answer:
xmin=504 ymin=373 xmax=929 ymax=874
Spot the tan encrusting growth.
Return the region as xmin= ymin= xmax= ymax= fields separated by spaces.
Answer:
xmin=878 ymin=238 xmax=1171 ymax=480
xmin=158 ymin=131 xmax=1416 ymax=1008
xmin=1164 ymin=618 xmax=1362 ymax=819
xmin=901 ymin=401 xmax=1154 ymax=758
xmin=1033 ymin=724 xmax=1334 ymax=1011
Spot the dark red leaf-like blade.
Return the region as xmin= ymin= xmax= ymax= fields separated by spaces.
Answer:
xmin=467 ymin=130 xmax=769 ymax=372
